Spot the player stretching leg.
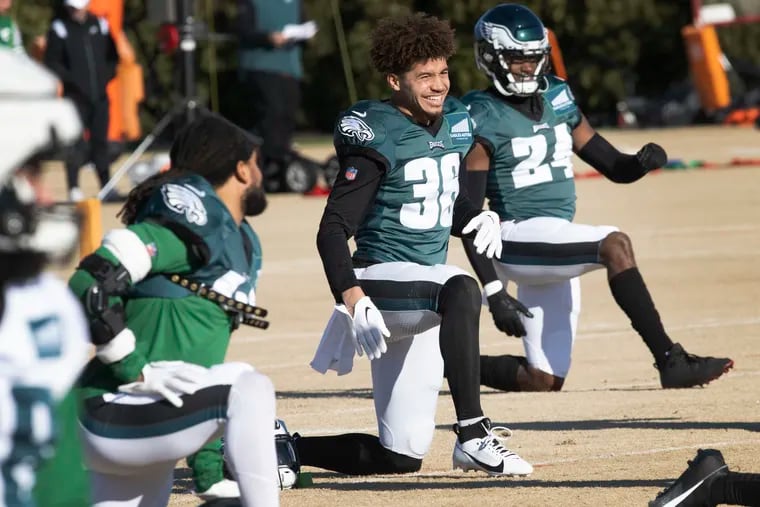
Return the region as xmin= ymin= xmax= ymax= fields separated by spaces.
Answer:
xmin=461 ymin=4 xmax=733 ymax=392
xmin=301 ymin=13 xmax=533 ymax=478
xmin=70 ymin=113 xmax=280 ymax=506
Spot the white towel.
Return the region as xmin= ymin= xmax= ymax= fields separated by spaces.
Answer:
xmin=310 ymin=305 xmax=357 ymax=376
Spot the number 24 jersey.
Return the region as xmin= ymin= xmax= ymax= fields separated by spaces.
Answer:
xmin=462 ymin=76 xmax=582 ymax=222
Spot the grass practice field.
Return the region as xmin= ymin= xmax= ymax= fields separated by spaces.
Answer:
xmin=49 ymin=125 xmax=760 ymax=506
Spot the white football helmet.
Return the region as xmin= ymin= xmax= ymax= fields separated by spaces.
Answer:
xmin=0 ymin=49 xmax=82 ymax=260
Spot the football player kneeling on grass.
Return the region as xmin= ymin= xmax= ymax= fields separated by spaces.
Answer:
xmin=302 ymin=13 xmax=533 ymax=479
xmin=462 ymin=3 xmax=733 ymax=393
xmin=69 ymin=112 xmax=282 ymax=506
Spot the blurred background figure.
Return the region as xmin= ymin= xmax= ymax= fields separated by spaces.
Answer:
xmin=236 ymin=0 xmax=316 ymax=193
xmin=0 ymin=48 xmax=91 ymax=507
xmin=43 ymin=0 xmax=122 ymax=203
xmin=0 ymin=0 xmax=22 ymax=52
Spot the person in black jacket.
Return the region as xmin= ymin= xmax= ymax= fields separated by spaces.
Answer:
xmin=44 ymin=0 xmax=120 ymax=203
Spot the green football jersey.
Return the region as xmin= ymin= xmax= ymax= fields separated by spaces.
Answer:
xmin=334 ymin=97 xmax=474 ymax=266
xmin=71 ymin=175 xmax=263 ymax=398
xmin=132 ymin=174 xmax=262 ymax=303
xmin=462 ymin=76 xmax=582 ymax=221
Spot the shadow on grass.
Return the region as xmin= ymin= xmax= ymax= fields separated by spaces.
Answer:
xmin=275 ymin=388 xmax=374 ymax=400
xmin=304 ymin=472 xmax=667 ymax=491
xmin=435 ymin=418 xmax=760 ymax=432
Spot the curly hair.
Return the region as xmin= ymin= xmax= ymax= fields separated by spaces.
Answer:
xmin=369 ymin=12 xmax=456 ymax=75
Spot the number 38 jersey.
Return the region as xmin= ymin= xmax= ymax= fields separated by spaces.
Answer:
xmin=334 ymin=97 xmax=474 ymax=266
xmin=462 ymin=76 xmax=582 ymax=221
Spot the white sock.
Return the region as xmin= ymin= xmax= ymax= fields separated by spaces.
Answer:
xmin=458 ymin=416 xmax=486 ymax=427
xmin=225 ymin=370 xmax=279 ymax=507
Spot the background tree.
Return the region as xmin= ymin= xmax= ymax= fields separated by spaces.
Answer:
xmin=10 ymin=0 xmax=760 ymax=134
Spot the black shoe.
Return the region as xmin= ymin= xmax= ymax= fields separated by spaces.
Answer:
xmin=658 ymin=343 xmax=733 ymax=389
xmin=649 ymin=449 xmax=727 ymax=507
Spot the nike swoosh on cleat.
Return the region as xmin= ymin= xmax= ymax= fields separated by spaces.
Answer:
xmin=660 ymin=480 xmax=705 ymax=507
xmin=463 ymin=452 xmax=510 ymax=475
xmin=660 ymin=464 xmax=728 ymax=507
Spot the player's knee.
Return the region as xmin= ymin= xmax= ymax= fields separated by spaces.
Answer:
xmin=600 ymin=231 xmax=635 ymax=266
xmin=439 ymin=275 xmax=480 ymax=316
xmin=523 ymin=368 xmax=564 ymax=392
xmin=382 ymin=448 xmax=423 ymax=474
xmin=230 ymin=368 xmax=275 ymax=409
xmin=210 ymin=362 xmax=256 ymax=386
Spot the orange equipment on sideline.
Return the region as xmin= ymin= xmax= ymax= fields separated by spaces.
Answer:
xmin=681 ymin=24 xmax=731 ymax=114
xmin=547 ymin=29 xmax=567 ymax=80
xmin=88 ymin=0 xmax=144 ymax=143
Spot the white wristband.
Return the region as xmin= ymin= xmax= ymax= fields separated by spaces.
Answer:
xmin=483 ymin=280 xmax=504 ymax=297
xmin=96 ymin=328 xmax=136 ymax=364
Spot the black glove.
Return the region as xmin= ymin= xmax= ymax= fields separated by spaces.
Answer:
xmin=487 ymin=291 xmax=533 ymax=338
xmin=636 ymin=143 xmax=667 ymax=172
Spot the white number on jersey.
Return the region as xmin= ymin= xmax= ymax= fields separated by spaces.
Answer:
xmin=400 ymin=153 xmax=460 ymax=230
xmin=511 ymin=124 xmax=574 ymax=188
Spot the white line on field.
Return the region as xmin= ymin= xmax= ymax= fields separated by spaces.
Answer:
xmin=235 ymin=316 xmax=760 ymax=346
xmin=532 ymin=439 xmax=760 ymax=467
xmin=294 ymin=439 xmax=760 ymax=482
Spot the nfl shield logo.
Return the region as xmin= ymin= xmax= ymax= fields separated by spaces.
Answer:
xmin=345 ymin=166 xmax=358 ymax=181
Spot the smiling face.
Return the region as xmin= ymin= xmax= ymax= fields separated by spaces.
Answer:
xmin=388 ymin=57 xmax=450 ymax=125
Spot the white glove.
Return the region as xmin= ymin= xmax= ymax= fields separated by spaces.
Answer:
xmin=462 ymin=210 xmax=503 ymax=259
xmin=118 ymin=361 xmax=208 ymax=408
xmin=350 ymin=297 xmax=390 ymax=360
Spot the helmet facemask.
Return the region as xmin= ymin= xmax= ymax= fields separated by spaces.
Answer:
xmin=475 ymin=13 xmax=552 ymax=97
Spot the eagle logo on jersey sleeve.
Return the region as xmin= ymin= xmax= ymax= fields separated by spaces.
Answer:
xmin=339 ymin=115 xmax=375 ymax=143
xmin=161 ymin=183 xmax=208 ymax=226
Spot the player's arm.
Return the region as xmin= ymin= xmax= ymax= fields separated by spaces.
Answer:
xmin=461 ymin=140 xmax=500 ymax=286
xmin=68 ymin=221 xmax=196 ymax=383
xmin=316 ymin=152 xmax=383 ymax=307
xmin=461 ymin=140 xmax=532 ymax=337
xmin=449 ymin=149 xmax=484 ymax=238
xmin=316 ymin=152 xmax=391 ymax=360
xmin=573 ymin=115 xmax=667 ymax=183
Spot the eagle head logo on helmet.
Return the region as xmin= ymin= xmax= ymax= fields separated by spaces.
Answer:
xmin=474 ymin=4 xmax=552 ymax=97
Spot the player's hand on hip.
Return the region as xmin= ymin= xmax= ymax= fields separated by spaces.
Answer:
xmin=350 ymin=296 xmax=390 ymax=360
xmin=118 ymin=361 xmax=208 ymax=408
xmin=636 ymin=143 xmax=667 ymax=172
xmin=487 ymin=291 xmax=533 ymax=338
xmin=462 ymin=211 xmax=503 ymax=259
